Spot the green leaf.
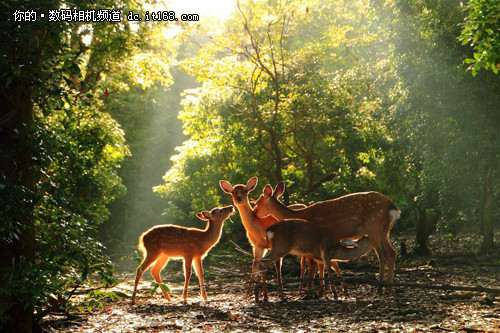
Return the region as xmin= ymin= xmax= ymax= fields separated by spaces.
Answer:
xmin=11 ymin=64 xmax=21 ymax=76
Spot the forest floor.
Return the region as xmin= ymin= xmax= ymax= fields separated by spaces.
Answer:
xmin=41 ymin=234 xmax=500 ymax=332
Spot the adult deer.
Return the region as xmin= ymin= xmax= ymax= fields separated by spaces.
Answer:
xmin=219 ymin=177 xmax=307 ymax=295
xmin=254 ymin=182 xmax=400 ymax=294
xmin=257 ymin=219 xmax=374 ymax=302
xmin=131 ymin=205 xmax=234 ymax=304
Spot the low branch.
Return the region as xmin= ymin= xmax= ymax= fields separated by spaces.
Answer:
xmin=72 ymin=270 xmax=135 ymax=295
xmin=230 ymin=240 xmax=252 ymax=256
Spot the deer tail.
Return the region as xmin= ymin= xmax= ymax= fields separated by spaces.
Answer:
xmin=137 ymin=232 xmax=147 ymax=257
xmin=388 ymin=202 xmax=401 ymax=229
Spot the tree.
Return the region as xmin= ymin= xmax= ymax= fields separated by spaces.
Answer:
xmin=155 ymin=0 xmax=394 ymax=228
xmin=0 ymin=1 xmax=169 ymax=331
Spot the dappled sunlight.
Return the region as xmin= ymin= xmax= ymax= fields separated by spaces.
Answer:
xmin=2 ymin=0 xmax=498 ymax=331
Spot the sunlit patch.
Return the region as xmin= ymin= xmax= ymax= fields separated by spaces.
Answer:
xmin=148 ymin=0 xmax=236 ymax=21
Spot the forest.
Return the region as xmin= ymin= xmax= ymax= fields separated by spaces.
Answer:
xmin=0 ymin=0 xmax=499 ymax=332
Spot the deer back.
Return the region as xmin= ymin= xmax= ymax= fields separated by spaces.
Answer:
xmin=255 ymin=183 xmax=400 ymax=241
xmin=266 ymin=219 xmax=336 ymax=260
xmin=138 ymin=206 xmax=233 ymax=259
xmin=299 ymin=192 xmax=398 ymax=239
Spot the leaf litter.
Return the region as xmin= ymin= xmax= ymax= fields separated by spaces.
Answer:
xmin=40 ymin=235 xmax=499 ymax=332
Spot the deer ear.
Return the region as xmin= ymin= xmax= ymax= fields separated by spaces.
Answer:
xmin=197 ymin=211 xmax=210 ymax=220
xmin=274 ymin=181 xmax=285 ymax=198
xmin=219 ymin=180 xmax=233 ymax=194
xmin=246 ymin=177 xmax=258 ymax=192
xmin=263 ymin=184 xmax=273 ymax=197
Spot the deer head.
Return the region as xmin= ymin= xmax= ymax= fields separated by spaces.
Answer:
xmin=219 ymin=176 xmax=258 ymax=206
xmin=196 ymin=205 xmax=235 ymax=224
xmin=253 ymin=181 xmax=285 ymax=218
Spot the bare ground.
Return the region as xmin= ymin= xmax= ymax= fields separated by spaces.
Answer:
xmin=40 ymin=235 xmax=500 ymax=332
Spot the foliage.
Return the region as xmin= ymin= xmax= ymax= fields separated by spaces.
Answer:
xmin=1 ymin=0 xmax=498 ymax=330
xmin=155 ymin=0 xmax=394 ymax=224
xmin=0 ymin=0 xmax=174 ymax=328
xmin=0 ymin=111 xmax=124 ymax=324
xmin=390 ymin=0 xmax=500 ymax=250
xmin=153 ymin=0 xmax=498 ymax=255
xmin=459 ymin=0 xmax=500 ymax=75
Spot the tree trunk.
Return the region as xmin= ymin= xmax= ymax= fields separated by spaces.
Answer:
xmin=414 ymin=206 xmax=430 ymax=255
xmin=0 ymin=81 xmax=36 ymax=332
xmin=480 ymin=160 xmax=494 ymax=253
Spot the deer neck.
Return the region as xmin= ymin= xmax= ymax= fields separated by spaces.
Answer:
xmin=204 ymin=220 xmax=224 ymax=246
xmin=270 ymin=197 xmax=305 ymax=220
xmin=235 ymin=201 xmax=259 ymax=229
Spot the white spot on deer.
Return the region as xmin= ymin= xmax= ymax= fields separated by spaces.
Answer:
xmin=266 ymin=230 xmax=275 ymax=241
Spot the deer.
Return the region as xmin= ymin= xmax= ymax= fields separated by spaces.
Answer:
xmin=131 ymin=205 xmax=234 ymax=304
xmin=219 ymin=177 xmax=309 ymax=296
xmin=256 ymin=219 xmax=374 ymax=302
xmin=253 ymin=181 xmax=400 ymax=294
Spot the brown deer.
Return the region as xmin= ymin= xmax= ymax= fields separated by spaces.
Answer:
xmin=253 ymin=182 xmax=400 ymax=294
xmin=256 ymin=219 xmax=374 ymax=302
xmin=131 ymin=205 xmax=234 ymax=304
xmin=219 ymin=177 xmax=308 ymax=295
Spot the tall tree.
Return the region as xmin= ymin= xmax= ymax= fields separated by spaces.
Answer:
xmin=0 ymin=1 xmax=168 ymax=331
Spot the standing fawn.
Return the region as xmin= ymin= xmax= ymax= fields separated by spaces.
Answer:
xmin=131 ymin=205 xmax=234 ymax=304
xmin=254 ymin=182 xmax=400 ymax=294
xmin=257 ymin=219 xmax=374 ymax=302
xmin=219 ymin=177 xmax=306 ymax=296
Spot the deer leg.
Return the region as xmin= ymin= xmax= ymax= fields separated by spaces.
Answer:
xmin=317 ymin=262 xmax=325 ymax=298
xmin=248 ymin=247 xmax=265 ymax=296
xmin=305 ymin=257 xmax=318 ymax=295
xmin=305 ymin=257 xmax=316 ymax=293
xmin=132 ymin=252 xmax=158 ymax=304
xmin=256 ymin=256 xmax=275 ymax=302
xmin=259 ymin=260 xmax=272 ymax=302
xmin=374 ymin=244 xmax=387 ymax=295
xmin=330 ymin=260 xmax=347 ymax=294
xmin=258 ymin=247 xmax=290 ymax=302
xmin=274 ymin=258 xmax=285 ymax=299
xmin=193 ymin=257 xmax=207 ymax=301
xmin=150 ymin=255 xmax=171 ymax=301
xmin=248 ymin=257 xmax=258 ymax=295
xmin=383 ymin=238 xmax=396 ymax=286
xmin=299 ymin=256 xmax=307 ymax=291
xmin=323 ymin=257 xmax=338 ymax=300
xmin=183 ymin=257 xmax=193 ymax=302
